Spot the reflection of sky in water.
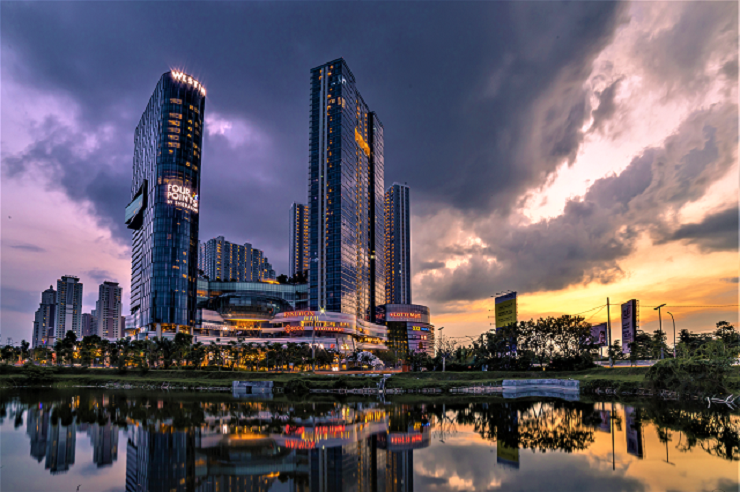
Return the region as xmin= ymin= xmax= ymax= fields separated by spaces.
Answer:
xmin=1 ymin=391 xmax=737 ymax=492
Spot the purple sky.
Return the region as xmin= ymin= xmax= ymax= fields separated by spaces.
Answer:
xmin=1 ymin=1 xmax=737 ymax=344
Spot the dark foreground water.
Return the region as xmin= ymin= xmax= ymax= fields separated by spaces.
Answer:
xmin=1 ymin=389 xmax=738 ymax=492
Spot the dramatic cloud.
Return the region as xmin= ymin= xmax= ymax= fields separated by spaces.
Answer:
xmin=415 ymin=102 xmax=737 ymax=305
xmin=660 ymin=206 xmax=738 ymax=252
xmin=1 ymin=1 xmax=737 ymax=342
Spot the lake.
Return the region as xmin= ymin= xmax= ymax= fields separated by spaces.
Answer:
xmin=1 ymin=389 xmax=737 ymax=491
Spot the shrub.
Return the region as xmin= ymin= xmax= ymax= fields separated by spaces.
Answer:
xmin=645 ymin=357 xmax=733 ymax=396
xmin=21 ymin=364 xmax=53 ymax=384
xmin=548 ymin=355 xmax=596 ymax=371
xmin=285 ymin=379 xmax=310 ymax=394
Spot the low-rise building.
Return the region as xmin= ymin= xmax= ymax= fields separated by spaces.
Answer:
xmin=376 ymin=304 xmax=434 ymax=358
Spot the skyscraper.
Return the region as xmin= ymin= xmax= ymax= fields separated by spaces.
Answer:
xmin=56 ymin=275 xmax=83 ymax=339
xmin=32 ymin=286 xmax=56 ymax=347
xmin=289 ymin=203 xmax=309 ymax=278
xmin=125 ymin=70 xmax=206 ymax=336
xmin=96 ymin=281 xmax=122 ymax=340
xmin=384 ymin=183 xmax=411 ymax=304
xmin=308 ymin=58 xmax=384 ymax=321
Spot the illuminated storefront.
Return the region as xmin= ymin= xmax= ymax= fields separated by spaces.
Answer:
xmin=376 ymin=304 xmax=434 ymax=358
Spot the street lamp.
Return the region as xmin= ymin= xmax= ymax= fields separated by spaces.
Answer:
xmin=438 ymin=327 xmax=447 ymax=372
xmin=667 ymin=312 xmax=677 ymax=359
xmin=654 ymin=304 xmax=667 ymax=360
xmin=311 ymin=307 xmax=325 ymax=371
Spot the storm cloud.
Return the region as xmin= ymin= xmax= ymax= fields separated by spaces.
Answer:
xmin=1 ymin=1 xmax=737 ymax=340
xmin=416 ymin=103 xmax=738 ymax=304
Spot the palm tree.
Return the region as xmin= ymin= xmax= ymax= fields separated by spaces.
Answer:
xmin=173 ymin=332 xmax=193 ymax=367
xmin=153 ymin=338 xmax=176 ymax=369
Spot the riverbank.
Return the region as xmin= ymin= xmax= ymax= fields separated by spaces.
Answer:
xmin=2 ymin=365 xmax=738 ymax=394
xmin=3 ymin=365 xmax=731 ymax=391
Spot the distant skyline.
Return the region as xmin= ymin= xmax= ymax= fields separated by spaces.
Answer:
xmin=1 ymin=1 xmax=737 ymax=344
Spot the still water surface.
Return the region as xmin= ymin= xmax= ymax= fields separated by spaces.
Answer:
xmin=1 ymin=389 xmax=737 ymax=492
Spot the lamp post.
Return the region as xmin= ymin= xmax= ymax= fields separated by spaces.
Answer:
xmin=667 ymin=312 xmax=676 ymax=359
xmin=654 ymin=304 xmax=667 ymax=360
xmin=438 ymin=326 xmax=446 ymax=372
xmin=311 ymin=307 xmax=325 ymax=371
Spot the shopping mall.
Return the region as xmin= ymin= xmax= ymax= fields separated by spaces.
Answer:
xmin=129 ymin=279 xmax=434 ymax=356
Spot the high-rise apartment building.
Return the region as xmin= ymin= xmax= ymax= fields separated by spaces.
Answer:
xmin=96 ymin=281 xmax=122 ymax=340
xmin=197 ymin=240 xmax=206 ymax=274
xmin=308 ymin=58 xmax=384 ymax=321
xmin=56 ymin=275 xmax=83 ymax=339
xmin=289 ymin=203 xmax=310 ymax=277
xmin=384 ymin=183 xmax=411 ymax=304
xmin=32 ymin=286 xmax=56 ymax=347
xmin=125 ymin=70 xmax=206 ymax=336
xmin=201 ymin=236 xmax=276 ymax=282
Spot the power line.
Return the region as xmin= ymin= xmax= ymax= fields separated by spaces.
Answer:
xmin=640 ymin=304 xmax=738 ymax=308
xmin=585 ymin=305 xmax=606 ymax=322
xmin=570 ymin=304 xmax=606 ymax=316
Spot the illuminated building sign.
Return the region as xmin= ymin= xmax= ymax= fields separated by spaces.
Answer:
xmin=282 ymin=311 xmax=315 ymax=317
xmin=165 ymin=183 xmax=199 ymax=213
xmin=389 ymin=312 xmax=422 ymax=320
xmin=282 ymin=440 xmax=316 ymax=450
xmin=411 ymin=326 xmax=429 ymax=331
xmin=390 ymin=434 xmax=424 ymax=446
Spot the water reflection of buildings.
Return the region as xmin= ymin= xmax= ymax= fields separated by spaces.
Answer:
xmin=26 ymin=403 xmax=120 ymax=475
xmin=26 ymin=405 xmax=76 ymax=474
xmin=89 ymin=421 xmax=119 ymax=467
xmin=122 ymin=405 xmax=430 ymax=492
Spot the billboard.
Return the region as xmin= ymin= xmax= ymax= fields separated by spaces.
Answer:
xmin=590 ymin=323 xmax=608 ymax=347
xmin=621 ymin=299 xmax=638 ymax=353
xmin=495 ymin=292 xmax=518 ymax=330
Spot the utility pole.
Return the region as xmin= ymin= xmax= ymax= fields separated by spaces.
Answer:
xmin=654 ymin=304 xmax=666 ymax=360
xmin=607 ymin=298 xmax=613 ymax=368
xmin=667 ymin=312 xmax=677 ymax=359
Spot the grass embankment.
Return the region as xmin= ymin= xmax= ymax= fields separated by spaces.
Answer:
xmin=2 ymin=365 xmax=738 ymax=393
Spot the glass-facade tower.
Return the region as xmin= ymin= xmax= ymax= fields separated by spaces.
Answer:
xmin=384 ymin=183 xmax=411 ymax=304
xmin=308 ymin=58 xmax=384 ymax=321
xmin=125 ymin=70 xmax=206 ymax=334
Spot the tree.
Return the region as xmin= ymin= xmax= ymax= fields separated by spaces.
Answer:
xmin=436 ymin=333 xmax=456 ymax=372
xmin=20 ymin=341 xmax=30 ymax=363
xmin=1 ymin=345 xmax=16 ymax=365
xmin=173 ymin=332 xmax=193 ymax=367
xmin=155 ymin=338 xmax=176 ymax=369
xmin=607 ymin=339 xmax=625 ymax=363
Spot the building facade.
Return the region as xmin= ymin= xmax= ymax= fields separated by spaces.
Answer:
xmin=308 ymin=58 xmax=384 ymax=322
xmin=81 ymin=313 xmax=96 ymax=338
xmin=201 ymin=236 xmax=276 ymax=282
xmin=125 ymin=70 xmax=206 ymax=336
xmin=376 ymin=304 xmax=434 ymax=358
xmin=96 ymin=281 xmax=123 ymax=340
xmin=56 ymin=275 xmax=83 ymax=339
xmin=384 ymin=183 xmax=411 ymax=305
xmin=32 ymin=286 xmax=56 ymax=348
xmin=289 ymin=203 xmax=310 ymax=277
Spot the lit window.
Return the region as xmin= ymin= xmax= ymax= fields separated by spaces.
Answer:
xmin=169 ymin=120 xmax=181 ymax=127
xmin=170 ymin=98 xmax=182 ymax=104
xmin=168 ymin=134 xmax=179 ymax=141
xmin=169 ymin=113 xmax=182 ymax=119
xmin=167 ymin=142 xmax=180 ymax=148
xmin=168 ymin=127 xmax=181 ymax=134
